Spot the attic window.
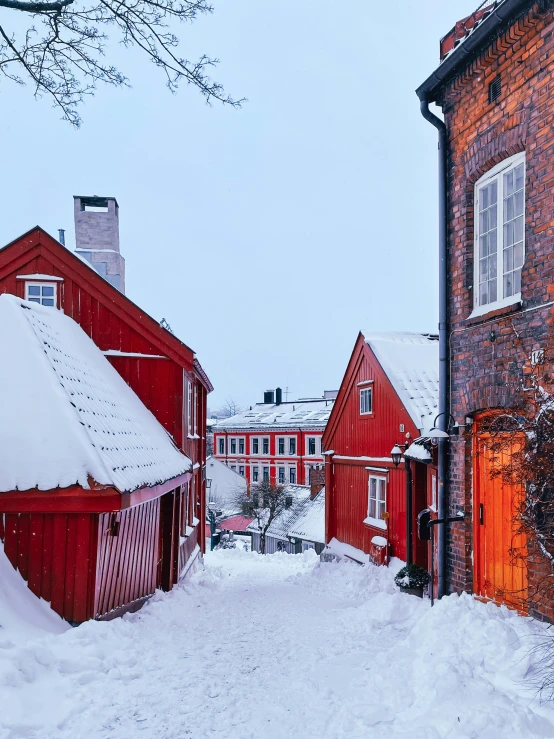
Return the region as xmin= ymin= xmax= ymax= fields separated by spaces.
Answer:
xmin=488 ymin=75 xmax=501 ymax=104
xmin=25 ymin=282 xmax=57 ymax=308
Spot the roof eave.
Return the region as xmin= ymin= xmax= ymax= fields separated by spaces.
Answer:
xmin=416 ymin=0 xmax=533 ymax=103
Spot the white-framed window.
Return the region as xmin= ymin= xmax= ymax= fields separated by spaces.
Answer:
xmin=263 ymin=466 xmax=270 ymax=482
xmin=252 ymin=466 xmax=259 ymax=483
xmin=218 ymin=437 xmax=225 ymax=455
xmin=238 ymin=438 xmax=245 ymax=455
xmin=278 ymin=467 xmax=285 ymax=484
xmin=364 ymin=476 xmax=387 ymax=530
xmin=473 ymin=152 xmax=525 ymax=314
xmin=239 ymin=466 xmax=245 ymax=477
xmin=187 ymin=378 xmax=193 ymax=436
xmin=231 ymin=465 xmax=237 ymax=472
xmin=230 ymin=438 xmax=237 ymax=455
xmin=25 ymin=282 xmax=57 ymax=307
xmin=307 ymin=437 xmax=316 ymax=456
xmin=278 ymin=437 xmax=285 ymax=455
xmin=262 ymin=437 xmax=270 ymax=455
xmin=251 ymin=438 xmax=259 ymax=455
xmin=289 ymin=437 xmax=296 ymax=456
xmin=302 ymin=541 xmax=315 ymax=552
xmin=360 ymin=387 xmax=373 ymax=415
xmin=289 ymin=467 xmax=296 ymax=484
xmin=193 ymin=384 xmax=198 ymax=436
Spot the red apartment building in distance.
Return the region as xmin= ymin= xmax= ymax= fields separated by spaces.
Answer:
xmin=213 ymin=389 xmax=337 ymax=487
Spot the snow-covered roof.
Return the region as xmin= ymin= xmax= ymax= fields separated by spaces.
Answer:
xmin=0 ymin=295 xmax=191 ymax=493
xmin=288 ymin=488 xmax=325 ymax=544
xmin=363 ymin=332 xmax=439 ymax=433
xmin=215 ymin=399 xmax=334 ymax=431
xmin=247 ymin=485 xmax=325 ymax=544
xmin=206 ymin=455 xmax=247 ymax=509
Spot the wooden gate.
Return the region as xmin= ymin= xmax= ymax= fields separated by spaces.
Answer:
xmin=474 ymin=431 xmax=528 ymax=611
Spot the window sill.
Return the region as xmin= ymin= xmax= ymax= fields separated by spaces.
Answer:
xmin=467 ymin=297 xmax=521 ymax=324
xmin=363 ymin=516 xmax=387 ymax=531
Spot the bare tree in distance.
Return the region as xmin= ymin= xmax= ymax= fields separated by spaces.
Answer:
xmin=216 ymin=398 xmax=244 ymax=419
xmin=233 ymin=479 xmax=298 ymax=555
xmin=0 ymin=0 xmax=244 ymax=126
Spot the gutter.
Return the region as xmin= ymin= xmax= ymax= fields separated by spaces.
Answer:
xmin=418 ymin=99 xmax=448 ymax=599
xmin=416 ymin=0 xmax=533 ymax=102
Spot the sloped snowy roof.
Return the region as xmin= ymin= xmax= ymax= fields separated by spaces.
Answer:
xmin=206 ymin=455 xmax=247 ymax=508
xmin=0 ymin=295 xmax=191 ymax=493
xmin=215 ymin=399 xmax=334 ymax=431
xmin=404 ymin=438 xmax=433 ymax=463
xmin=288 ymin=488 xmax=325 ymax=544
xmin=363 ymin=332 xmax=439 ymax=433
xmin=247 ymin=485 xmax=325 ymax=544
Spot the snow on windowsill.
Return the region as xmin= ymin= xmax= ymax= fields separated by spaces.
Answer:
xmin=193 ymin=463 xmax=200 ymax=470
xmin=192 ymin=516 xmax=200 ymax=526
xmin=363 ymin=516 xmax=387 ymax=531
xmin=467 ymin=295 xmax=521 ymax=320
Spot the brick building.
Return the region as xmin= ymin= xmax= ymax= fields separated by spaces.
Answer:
xmin=417 ymin=0 xmax=554 ymax=619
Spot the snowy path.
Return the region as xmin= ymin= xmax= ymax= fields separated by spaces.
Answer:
xmin=2 ymin=550 xmax=554 ymax=738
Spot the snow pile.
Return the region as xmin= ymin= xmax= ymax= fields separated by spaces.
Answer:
xmin=0 ymin=543 xmax=68 ymax=642
xmin=0 ymin=295 xmax=191 ymax=493
xmin=1 ymin=549 xmax=554 ymax=738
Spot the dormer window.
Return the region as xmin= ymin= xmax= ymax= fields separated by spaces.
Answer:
xmin=25 ymin=282 xmax=57 ymax=307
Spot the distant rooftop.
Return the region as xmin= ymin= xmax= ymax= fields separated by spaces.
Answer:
xmin=215 ymin=396 xmax=335 ymax=431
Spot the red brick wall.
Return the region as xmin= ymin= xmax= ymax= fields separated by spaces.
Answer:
xmin=438 ymin=3 xmax=554 ymax=619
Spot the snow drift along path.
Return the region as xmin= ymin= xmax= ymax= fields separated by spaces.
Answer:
xmin=1 ymin=549 xmax=554 ymax=738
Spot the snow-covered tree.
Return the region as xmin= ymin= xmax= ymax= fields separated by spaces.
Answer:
xmin=233 ymin=480 xmax=298 ymax=555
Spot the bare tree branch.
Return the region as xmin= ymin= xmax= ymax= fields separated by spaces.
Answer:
xmin=0 ymin=0 xmax=244 ymax=125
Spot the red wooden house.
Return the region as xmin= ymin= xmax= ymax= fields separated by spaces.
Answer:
xmin=0 ymin=207 xmax=212 ymax=622
xmin=323 ymin=332 xmax=438 ymax=568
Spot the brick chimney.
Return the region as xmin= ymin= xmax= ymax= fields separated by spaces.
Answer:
xmin=74 ymin=196 xmax=125 ymax=294
xmin=309 ymin=464 xmax=325 ymax=499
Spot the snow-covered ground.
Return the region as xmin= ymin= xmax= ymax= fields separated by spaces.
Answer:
xmin=2 ymin=548 xmax=554 ymax=738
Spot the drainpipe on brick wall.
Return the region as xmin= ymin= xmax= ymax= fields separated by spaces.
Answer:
xmin=418 ymin=98 xmax=448 ymax=599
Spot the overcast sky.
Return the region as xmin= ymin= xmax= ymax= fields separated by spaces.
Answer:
xmin=0 ymin=0 xmax=479 ymax=411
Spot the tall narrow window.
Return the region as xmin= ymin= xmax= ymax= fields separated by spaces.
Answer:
xmin=308 ymin=437 xmax=316 ymax=455
xmin=365 ymin=476 xmax=387 ymax=529
xmin=239 ymin=466 xmax=245 ymax=476
xmin=252 ymin=466 xmax=259 ymax=483
xmin=187 ymin=379 xmax=193 ymax=436
xmin=360 ymin=387 xmax=373 ymax=415
xmin=289 ymin=438 xmax=296 ymax=456
xmin=218 ymin=438 xmax=224 ymax=455
xmin=239 ymin=438 xmax=245 ymax=455
xmin=252 ymin=438 xmax=259 ymax=455
xmin=278 ymin=467 xmax=285 ymax=484
xmin=278 ymin=438 xmax=285 ymax=455
xmin=262 ymin=438 xmax=269 ymax=455
xmin=230 ymin=438 xmax=237 ymax=455
xmin=263 ymin=466 xmax=270 ymax=482
xmin=474 ymin=153 xmax=525 ymax=313
xmin=289 ymin=467 xmax=296 ymax=484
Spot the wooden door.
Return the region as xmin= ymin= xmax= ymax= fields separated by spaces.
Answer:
xmin=474 ymin=433 xmax=527 ymax=611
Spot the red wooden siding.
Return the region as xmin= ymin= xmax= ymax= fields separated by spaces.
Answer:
xmin=95 ymin=499 xmax=160 ymax=618
xmin=2 ymin=512 xmax=98 ymax=622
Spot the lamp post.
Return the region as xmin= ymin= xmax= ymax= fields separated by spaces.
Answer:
xmin=391 ymin=440 xmax=413 ymax=567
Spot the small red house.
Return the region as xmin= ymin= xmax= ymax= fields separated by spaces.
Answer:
xmin=0 ymin=206 xmax=212 ymax=621
xmin=323 ymin=332 xmax=438 ymax=567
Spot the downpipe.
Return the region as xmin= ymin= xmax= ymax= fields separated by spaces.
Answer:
xmin=419 ymin=98 xmax=448 ymax=599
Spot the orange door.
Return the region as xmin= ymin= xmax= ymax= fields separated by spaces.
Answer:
xmin=474 ymin=433 xmax=527 ymax=611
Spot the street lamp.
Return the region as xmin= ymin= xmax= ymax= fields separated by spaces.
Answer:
xmin=428 ymin=412 xmax=460 ymax=445
xmin=390 ymin=440 xmax=413 ymax=566
xmin=391 ymin=444 xmax=403 ymax=468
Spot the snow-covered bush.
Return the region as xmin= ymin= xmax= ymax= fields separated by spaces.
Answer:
xmin=394 ymin=564 xmax=430 ymax=590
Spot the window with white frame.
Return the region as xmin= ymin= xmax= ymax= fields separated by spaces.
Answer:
xmin=187 ymin=378 xmax=193 ymax=436
xmin=278 ymin=437 xmax=285 ymax=455
xmin=289 ymin=437 xmax=296 ymax=456
xmin=230 ymin=438 xmax=237 ymax=455
xmin=262 ymin=438 xmax=269 ymax=455
xmin=289 ymin=467 xmax=296 ymax=484
xmin=307 ymin=437 xmax=316 ymax=456
xmin=365 ymin=476 xmax=387 ymax=530
xmin=302 ymin=541 xmax=315 ymax=552
xmin=474 ymin=153 xmax=525 ymax=312
xmin=251 ymin=438 xmax=259 ymax=455
xmin=252 ymin=466 xmax=259 ymax=483
xmin=360 ymin=387 xmax=373 ymax=415
xmin=278 ymin=467 xmax=285 ymax=484
xmin=238 ymin=438 xmax=245 ymax=455
xmin=218 ymin=437 xmax=225 ymax=455
xmin=25 ymin=282 xmax=56 ymax=307
xmin=239 ymin=466 xmax=245 ymax=477
xmin=231 ymin=465 xmax=237 ymax=472
xmin=263 ymin=466 xmax=269 ymax=482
